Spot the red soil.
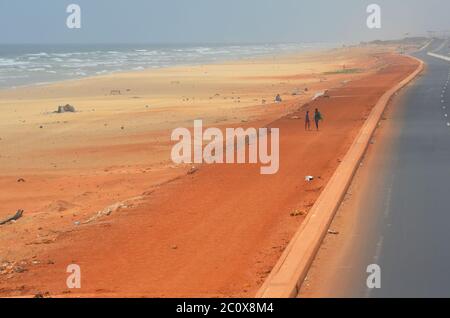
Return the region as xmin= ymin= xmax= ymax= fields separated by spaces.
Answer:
xmin=0 ymin=53 xmax=419 ymax=298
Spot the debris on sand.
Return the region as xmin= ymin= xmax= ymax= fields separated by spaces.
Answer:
xmin=305 ymin=176 xmax=314 ymax=182
xmin=83 ymin=202 xmax=127 ymax=224
xmin=56 ymin=104 xmax=76 ymax=113
xmin=0 ymin=261 xmax=28 ymax=275
xmin=328 ymin=230 xmax=340 ymax=235
xmin=290 ymin=210 xmax=305 ymax=217
xmin=275 ymin=94 xmax=282 ymax=103
xmin=17 ymin=178 xmax=26 ymax=183
xmin=33 ymin=292 xmax=51 ymax=298
xmin=82 ymin=196 xmax=143 ymax=225
xmin=313 ymin=91 xmax=326 ymax=100
xmin=0 ymin=209 xmax=24 ymax=226
xmin=14 ymin=266 xmax=27 ymax=273
xmin=187 ymin=166 xmax=198 ymax=175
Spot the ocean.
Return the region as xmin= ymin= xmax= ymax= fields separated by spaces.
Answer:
xmin=0 ymin=43 xmax=335 ymax=89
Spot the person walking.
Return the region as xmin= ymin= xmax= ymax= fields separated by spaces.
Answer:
xmin=305 ymin=110 xmax=311 ymax=131
xmin=314 ymin=108 xmax=323 ymax=131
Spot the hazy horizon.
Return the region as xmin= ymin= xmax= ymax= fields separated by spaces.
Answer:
xmin=1 ymin=0 xmax=449 ymax=45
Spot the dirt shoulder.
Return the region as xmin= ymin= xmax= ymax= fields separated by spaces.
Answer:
xmin=298 ymin=68 xmax=414 ymax=298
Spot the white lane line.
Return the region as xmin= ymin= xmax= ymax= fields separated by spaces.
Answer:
xmin=374 ymin=234 xmax=385 ymax=264
xmin=384 ymin=191 xmax=393 ymax=218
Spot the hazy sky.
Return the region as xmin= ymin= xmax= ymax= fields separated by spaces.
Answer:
xmin=0 ymin=0 xmax=449 ymax=44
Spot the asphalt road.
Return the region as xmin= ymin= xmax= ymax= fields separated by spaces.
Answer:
xmin=369 ymin=40 xmax=450 ymax=298
xmin=302 ymin=39 xmax=450 ymax=298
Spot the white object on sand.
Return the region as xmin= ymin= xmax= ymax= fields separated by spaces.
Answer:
xmin=312 ymin=90 xmax=328 ymax=100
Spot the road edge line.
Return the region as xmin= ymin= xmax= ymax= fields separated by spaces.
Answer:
xmin=256 ymin=55 xmax=425 ymax=298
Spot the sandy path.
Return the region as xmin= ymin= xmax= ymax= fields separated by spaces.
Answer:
xmin=0 ymin=53 xmax=418 ymax=297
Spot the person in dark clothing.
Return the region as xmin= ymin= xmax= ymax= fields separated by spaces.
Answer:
xmin=305 ymin=111 xmax=311 ymax=131
xmin=314 ymin=108 xmax=323 ymax=131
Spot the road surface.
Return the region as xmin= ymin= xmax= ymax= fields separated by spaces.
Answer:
xmin=300 ymin=39 xmax=450 ymax=298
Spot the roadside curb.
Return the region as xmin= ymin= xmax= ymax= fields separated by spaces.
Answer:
xmin=256 ymin=55 xmax=425 ymax=298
